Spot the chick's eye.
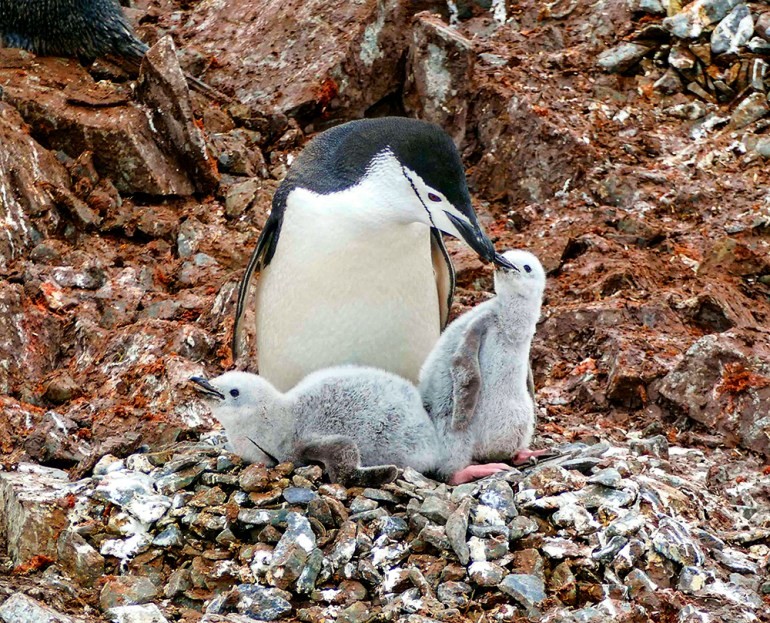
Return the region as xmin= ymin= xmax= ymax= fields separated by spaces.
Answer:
xmin=230 ymin=389 xmax=240 ymax=398
xmin=524 ymin=265 xmax=532 ymax=273
xmin=427 ymin=192 xmax=442 ymax=202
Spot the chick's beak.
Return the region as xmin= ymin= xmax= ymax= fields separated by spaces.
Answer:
xmin=190 ymin=376 xmax=225 ymax=400
xmin=493 ymin=253 xmax=519 ymax=271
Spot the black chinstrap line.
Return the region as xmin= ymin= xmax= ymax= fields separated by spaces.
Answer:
xmin=401 ymin=165 xmax=438 ymax=229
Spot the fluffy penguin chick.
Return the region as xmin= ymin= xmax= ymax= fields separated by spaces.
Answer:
xmin=419 ymin=249 xmax=546 ymax=484
xmin=192 ymin=368 xmax=444 ymax=487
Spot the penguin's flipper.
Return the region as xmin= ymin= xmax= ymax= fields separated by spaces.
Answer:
xmin=232 ymin=217 xmax=280 ymax=362
xmin=449 ymin=311 xmax=493 ymax=432
xmin=295 ymin=435 xmax=397 ymax=486
xmin=431 ymin=229 xmax=456 ymax=330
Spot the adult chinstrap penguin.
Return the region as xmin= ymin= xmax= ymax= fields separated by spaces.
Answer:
xmin=191 ymin=368 xmax=449 ymax=487
xmin=419 ymin=249 xmax=550 ymax=484
xmin=232 ymin=117 xmax=514 ymax=391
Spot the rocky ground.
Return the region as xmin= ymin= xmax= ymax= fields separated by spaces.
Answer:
xmin=0 ymin=0 xmax=769 ymax=621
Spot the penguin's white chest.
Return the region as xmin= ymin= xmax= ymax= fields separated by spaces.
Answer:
xmin=255 ymin=199 xmax=442 ymax=391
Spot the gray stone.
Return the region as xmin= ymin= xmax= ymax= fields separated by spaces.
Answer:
xmin=349 ymin=496 xmax=378 ymax=514
xmin=436 ymin=581 xmax=472 ymax=608
xmin=468 ymin=535 xmax=508 ymax=561
xmin=100 ymin=576 xmax=160 ymax=611
xmin=508 ymin=515 xmax=539 ymax=540
xmin=499 ymin=574 xmax=547 ymax=608
xmin=468 ymin=561 xmax=505 ymax=586
xmin=267 ymin=512 xmax=316 ymax=589
xmin=748 ymin=36 xmax=770 ymax=54
xmin=678 ymin=566 xmax=711 ymax=594
xmin=597 ymin=43 xmax=650 ymax=73
xmin=714 ymin=547 xmax=759 ymax=574
xmin=587 ymin=468 xmax=622 ymax=488
xmin=652 ymin=517 xmax=705 ymax=566
xmin=711 ymin=4 xmax=753 ymax=55
xmin=104 ymin=604 xmax=170 ymax=623
xmin=211 ymin=584 xmax=292 ymax=620
xmin=152 ymin=525 xmax=184 ymax=548
xmin=551 ymin=503 xmax=600 ymax=535
xmin=606 ymin=510 xmax=646 ymax=538
xmin=377 ymin=516 xmax=409 ymax=540
xmin=730 ymin=92 xmax=770 ymax=129
xmin=282 ymin=487 xmax=317 ymax=505
xmin=0 ymin=593 xmax=76 ymax=623
xmin=419 ymin=496 xmax=454 ymax=524
xmin=591 ymin=535 xmax=628 ymax=562
xmin=295 ymin=548 xmax=323 ymax=594
xmin=663 ymin=0 xmax=741 ymax=39
xmin=445 ymin=497 xmax=471 ymax=565
xmin=629 ymin=435 xmax=669 ymax=459
xmin=478 ymin=480 xmax=517 ymax=519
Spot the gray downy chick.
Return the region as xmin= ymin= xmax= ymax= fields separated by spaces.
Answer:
xmin=419 ymin=249 xmax=547 ymax=484
xmin=0 ymin=0 xmax=148 ymax=63
xmin=191 ymin=367 xmax=445 ymax=487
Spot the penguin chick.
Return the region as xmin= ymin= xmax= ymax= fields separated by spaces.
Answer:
xmin=0 ymin=0 xmax=148 ymax=63
xmin=191 ymin=368 xmax=445 ymax=487
xmin=419 ymin=249 xmax=548 ymax=484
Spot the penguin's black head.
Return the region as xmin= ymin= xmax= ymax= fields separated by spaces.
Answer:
xmin=278 ymin=117 xmax=499 ymax=263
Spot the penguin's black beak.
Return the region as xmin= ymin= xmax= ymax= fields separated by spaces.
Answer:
xmin=190 ymin=376 xmax=225 ymax=400
xmin=445 ymin=212 xmax=497 ymax=263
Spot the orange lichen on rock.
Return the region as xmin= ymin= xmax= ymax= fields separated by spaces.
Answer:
xmin=717 ymin=363 xmax=770 ymax=396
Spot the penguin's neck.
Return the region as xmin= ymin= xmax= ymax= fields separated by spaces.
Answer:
xmin=493 ymin=294 xmax=541 ymax=345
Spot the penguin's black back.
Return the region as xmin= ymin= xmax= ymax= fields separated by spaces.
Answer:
xmin=0 ymin=0 xmax=148 ymax=61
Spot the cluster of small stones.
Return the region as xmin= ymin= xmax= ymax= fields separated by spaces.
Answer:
xmin=4 ymin=433 xmax=766 ymax=623
xmin=599 ymin=0 xmax=770 ymax=129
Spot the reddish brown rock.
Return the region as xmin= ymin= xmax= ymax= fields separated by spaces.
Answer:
xmin=137 ymin=36 xmax=220 ymax=194
xmin=0 ymin=56 xmax=194 ymax=195
xmin=0 ymin=464 xmax=81 ymax=566
xmin=658 ymin=330 xmax=770 ymax=458
xmin=469 ymin=88 xmax=595 ymax=204
xmin=0 ymin=283 xmax=65 ymax=401
xmin=404 ymin=12 xmax=475 ymax=146
xmin=0 ymin=100 xmax=70 ymax=272
xmin=184 ymin=0 xmax=445 ymax=120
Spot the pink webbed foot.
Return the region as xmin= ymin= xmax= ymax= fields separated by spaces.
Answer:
xmin=512 ymin=448 xmax=553 ymax=466
xmin=449 ymin=463 xmax=512 ymax=485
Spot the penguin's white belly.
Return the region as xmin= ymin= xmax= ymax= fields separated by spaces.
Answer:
xmin=255 ymin=212 xmax=441 ymax=391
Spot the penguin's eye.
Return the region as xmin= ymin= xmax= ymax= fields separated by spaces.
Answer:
xmin=524 ymin=265 xmax=532 ymax=273
xmin=428 ymin=192 xmax=442 ymax=202
xmin=230 ymin=389 xmax=240 ymax=398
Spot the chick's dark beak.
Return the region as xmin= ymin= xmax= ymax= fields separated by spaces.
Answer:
xmin=493 ymin=253 xmax=519 ymax=271
xmin=190 ymin=376 xmax=225 ymax=400
xmin=445 ymin=211 xmax=496 ymax=263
